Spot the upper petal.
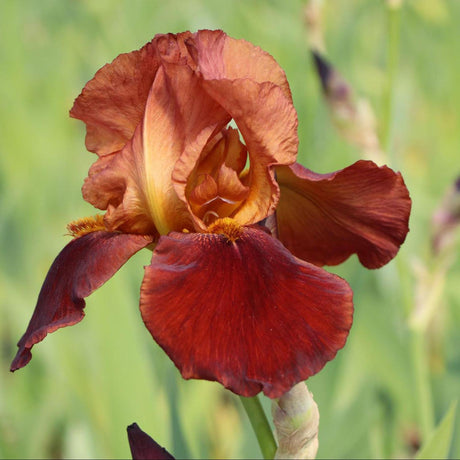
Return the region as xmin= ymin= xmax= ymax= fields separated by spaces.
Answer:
xmin=140 ymin=226 xmax=353 ymax=398
xmin=70 ymin=40 xmax=160 ymax=156
xmin=10 ymin=232 xmax=152 ymax=371
xmin=172 ymin=31 xmax=299 ymax=228
xmin=82 ymin=32 xmax=231 ymax=235
xmin=76 ymin=30 xmax=299 ymax=234
xmin=189 ymin=29 xmax=293 ymax=100
xmin=276 ymin=160 xmax=411 ymax=268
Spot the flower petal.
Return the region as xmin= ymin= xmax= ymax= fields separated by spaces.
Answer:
xmin=127 ymin=423 xmax=174 ymax=460
xmin=70 ymin=40 xmax=160 ymax=156
xmin=276 ymin=160 xmax=411 ymax=268
xmin=82 ymin=132 xmax=162 ymax=235
xmin=188 ymin=29 xmax=293 ymax=100
xmin=83 ymin=32 xmax=231 ymax=235
xmin=140 ymin=227 xmax=353 ymax=398
xmin=10 ymin=232 xmax=152 ymax=371
xmin=173 ymin=31 xmax=299 ymax=228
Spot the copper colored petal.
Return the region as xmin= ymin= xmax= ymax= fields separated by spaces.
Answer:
xmin=70 ymin=41 xmax=160 ymax=156
xmin=276 ymin=160 xmax=411 ymax=269
xmin=127 ymin=423 xmax=174 ymax=460
xmin=201 ymin=78 xmax=298 ymax=227
xmin=11 ymin=232 xmax=152 ymax=371
xmin=173 ymin=31 xmax=298 ymax=228
xmin=140 ymin=227 xmax=353 ymax=398
xmin=190 ymin=30 xmax=293 ymax=100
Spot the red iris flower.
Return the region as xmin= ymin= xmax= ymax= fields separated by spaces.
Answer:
xmin=10 ymin=30 xmax=411 ymax=398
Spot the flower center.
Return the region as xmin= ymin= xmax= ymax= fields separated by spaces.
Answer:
xmin=207 ymin=217 xmax=243 ymax=243
xmin=186 ymin=128 xmax=249 ymax=227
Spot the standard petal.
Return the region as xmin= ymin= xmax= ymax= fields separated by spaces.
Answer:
xmin=276 ymin=160 xmax=411 ymax=269
xmin=200 ymin=79 xmax=298 ymax=227
xmin=83 ymin=33 xmax=232 ymax=235
xmin=173 ymin=31 xmax=299 ymax=228
xmin=82 ymin=134 xmax=162 ymax=235
xmin=70 ymin=40 xmax=160 ymax=156
xmin=140 ymin=226 xmax=353 ymax=398
xmin=189 ymin=29 xmax=293 ymax=100
xmin=127 ymin=423 xmax=174 ymax=460
xmin=11 ymin=232 xmax=152 ymax=371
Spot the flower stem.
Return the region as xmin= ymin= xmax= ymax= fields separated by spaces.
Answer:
xmin=239 ymin=395 xmax=277 ymax=459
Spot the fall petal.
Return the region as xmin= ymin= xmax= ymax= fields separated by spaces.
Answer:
xmin=11 ymin=232 xmax=152 ymax=371
xmin=70 ymin=41 xmax=160 ymax=156
xmin=140 ymin=227 xmax=353 ymax=398
xmin=127 ymin=423 xmax=174 ymax=460
xmin=276 ymin=160 xmax=411 ymax=268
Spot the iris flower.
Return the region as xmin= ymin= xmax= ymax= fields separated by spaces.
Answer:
xmin=11 ymin=30 xmax=411 ymax=398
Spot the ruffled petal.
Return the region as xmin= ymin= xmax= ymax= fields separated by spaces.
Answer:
xmin=70 ymin=41 xmax=160 ymax=156
xmin=76 ymin=30 xmax=298 ymax=234
xmin=140 ymin=226 xmax=353 ymax=398
xmin=127 ymin=423 xmax=174 ymax=460
xmin=11 ymin=232 xmax=152 ymax=371
xmin=187 ymin=29 xmax=293 ymax=100
xmin=83 ymin=32 xmax=231 ymax=235
xmin=194 ymin=32 xmax=298 ymax=226
xmin=172 ymin=31 xmax=298 ymax=228
xmin=276 ymin=160 xmax=411 ymax=268
xmin=82 ymin=131 xmax=162 ymax=236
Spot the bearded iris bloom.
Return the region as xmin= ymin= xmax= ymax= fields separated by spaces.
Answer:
xmin=11 ymin=30 xmax=411 ymax=398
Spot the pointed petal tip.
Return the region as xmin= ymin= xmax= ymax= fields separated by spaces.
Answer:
xmin=127 ymin=423 xmax=174 ymax=460
xmin=11 ymin=232 xmax=152 ymax=371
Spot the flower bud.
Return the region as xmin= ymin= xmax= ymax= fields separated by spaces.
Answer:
xmin=271 ymin=382 xmax=319 ymax=459
xmin=311 ymin=51 xmax=385 ymax=165
xmin=431 ymin=176 xmax=460 ymax=256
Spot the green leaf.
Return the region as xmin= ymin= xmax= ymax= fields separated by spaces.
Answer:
xmin=416 ymin=401 xmax=457 ymax=459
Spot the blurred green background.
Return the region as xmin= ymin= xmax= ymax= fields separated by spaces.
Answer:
xmin=1 ymin=0 xmax=459 ymax=458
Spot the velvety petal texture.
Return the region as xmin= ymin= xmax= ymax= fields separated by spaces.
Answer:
xmin=127 ymin=423 xmax=174 ymax=460
xmin=11 ymin=232 xmax=152 ymax=371
xmin=75 ymin=30 xmax=298 ymax=236
xmin=140 ymin=226 xmax=353 ymax=398
xmin=276 ymin=160 xmax=411 ymax=268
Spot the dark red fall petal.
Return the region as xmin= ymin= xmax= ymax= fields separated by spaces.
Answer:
xmin=127 ymin=423 xmax=174 ymax=460
xmin=140 ymin=227 xmax=353 ymax=398
xmin=276 ymin=160 xmax=411 ymax=269
xmin=11 ymin=232 xmax=152 ymax=371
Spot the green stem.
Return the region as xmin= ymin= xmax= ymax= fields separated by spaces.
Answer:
xmin=240 ymin=395 xmax=277 ymax=459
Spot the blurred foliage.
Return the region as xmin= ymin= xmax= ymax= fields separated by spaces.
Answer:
xmin=0 ymin=0 xmax=459 ymax=458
